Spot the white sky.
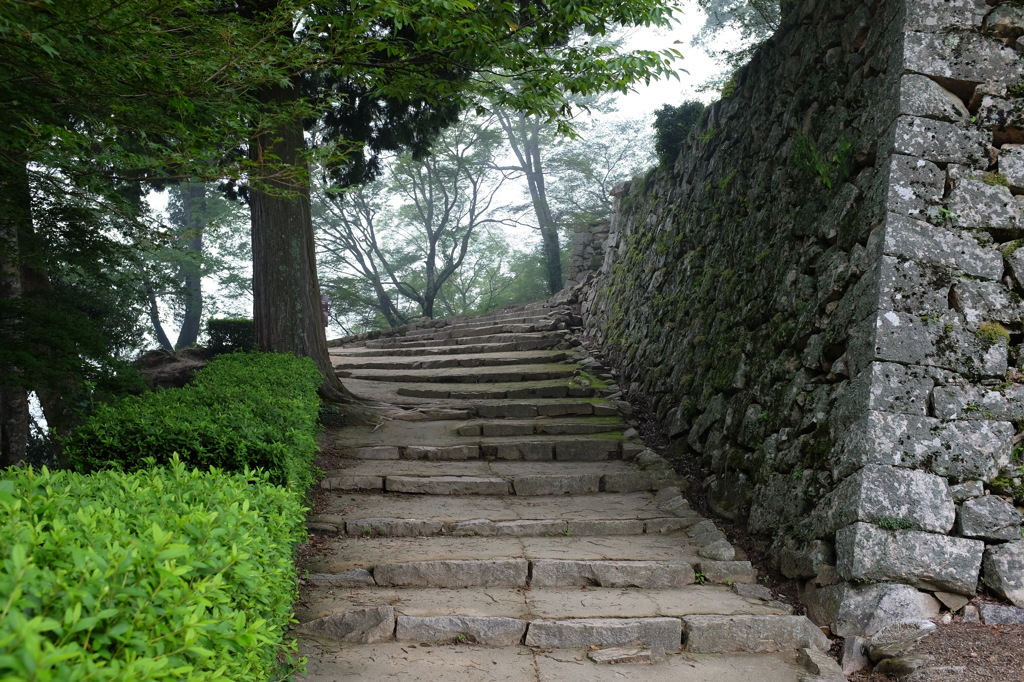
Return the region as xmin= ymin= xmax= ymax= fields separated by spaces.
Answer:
xmin=607 ymin=4 xmax=725 ymax=121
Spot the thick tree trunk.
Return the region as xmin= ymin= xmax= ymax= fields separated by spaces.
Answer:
xmin=175 ymin=182 xmax=205 ymax=349
xmin=146 ymin=288 xmax=175 ymax=350
xmin=0 ymin=153 xmax=30 ymax=466
xmin=249 ymin=83 xmax=357 ymax=403
xmin=0 ymin=389 xmax=28 ymax=467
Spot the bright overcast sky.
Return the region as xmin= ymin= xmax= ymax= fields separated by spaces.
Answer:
xmin=612 ymin=4 xmax=727 ymax=121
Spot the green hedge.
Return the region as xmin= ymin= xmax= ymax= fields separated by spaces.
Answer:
xmin=64 ymin=353 xmax=321 ymax=492
xmin=206 ymin=318 xmax=255 ymax=354
xmin=0 ymin=459 xmax=307 ymax=681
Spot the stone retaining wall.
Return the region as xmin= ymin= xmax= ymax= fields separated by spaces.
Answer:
xmin=579 ymin=0 xmax=1024 ymax=634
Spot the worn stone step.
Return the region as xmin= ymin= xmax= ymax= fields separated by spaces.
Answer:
xmin=329 ymin=349 xmax=570 ymax=370
xmin=329 ymin=339 xmax=566 ymax=357
xmin=309 ymin=491 xmax=703 ymax=536
xmin=294 ymin=585 xmax=793 ymax=626
xmin=340 ymin=364 xmax=578 ymax=384
xmin=295 ymin=641 xmax=816 ymax=682
xmin=454 ymin=417 xmax=624 ymax=437
xmin=399 ymin=321 xmax=563 ymax=341
xmin=294 ymin=609 xmax=823 ymax=655
xmin=364 ymin=331 xmax=569 ymax=350
xmin=394 ymin=378 xmax=599 ymax=400
xmin=303 ymin=534 xmax=709 ymax=575
xmin=328 ymin=434 xmax=630 ymax=461
xmin=318 ymin=460 xmax=663 ymax=496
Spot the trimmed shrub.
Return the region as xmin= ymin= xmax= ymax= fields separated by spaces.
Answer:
xmin=64 ymin=353 xmax=321 ymax=492
xmin=0 ymin=459 xmax=307 ymax=681
xmin=653 ymin=101 xmax=706 ymax=167
xmin=206 ymin=318 xmax=255 ymax=354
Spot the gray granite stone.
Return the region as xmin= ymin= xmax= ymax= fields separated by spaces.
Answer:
xmin=983 ymin=541 xmax=1024 ymax=607
xmin=958 ymin=495 xmax=1021 ymax=541
xmin=836 ymin=522 xmax=984 ymax=594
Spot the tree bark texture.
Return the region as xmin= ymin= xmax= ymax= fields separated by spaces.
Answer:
xmin=0 ymin=153 xmax=31 ymax=466
xmin=249 ymin=83 xmax=356 ymax=402
xmin=175 ymin=182 xmax=206 ymax=349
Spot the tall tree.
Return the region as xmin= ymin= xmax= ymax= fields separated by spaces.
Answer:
xmin=317 ymin=115 xmax=516 ymax=322
xmin=494 ymin=110 xmax=563 ymax=295
xmin=0 ymin=0 xmax=286 ymax=464
xmin=241 ymin=0 xmax=681 ymax=403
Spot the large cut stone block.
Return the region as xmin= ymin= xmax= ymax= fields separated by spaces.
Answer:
xmin=872 ymin=213 xmax=1003 ymax=280
xmin=884 ymin=154 xmax=944 ymax=219
xmin=511 ymin=474 xmax=600 ymax=496
xmin=836 ymin=522 xmax=983 ymax=594
xmin=448 ymin=519 xmax=565 ymax=536
xmin=883 ymin=117 xmax=987 ymax=165
xmin=294 ymin=606 xmax=395 ymax=643
xmin=904 ymin=0 xmax=989 ymax=31
xmin=950 ymin=281 xmax=1024 ymax=330
xmin=554 ymin=440 xmax=619 ymax=461
xmin=833 ymin=411 xmax=1013 ymax=481
xmin=873 ymin=311 xmax=1006 ymax=377
xmin=373 ymin=559 xmax=529 ymax=587
xmin=525 ymin=618 xmax=682 ymax=650
xmin=1003 ymin=144 xmax=1024 ymax=192
xmin=809 ymin=465 xmax=954 ymax=536
xmin=904 ymin=31 xmax=1024 ymax=84
xmin=481 ymin=442 xmax=553 ymax=460
xmin=346 ymin=518 xmax=444 ymax=537
xmin=983 ymin=541 xmax=1024 ymax=607
xmin=321 ymin=475 xmax=384 ymax=491
xmin=898 ymin=74 xmax=969 ymax=121
xmin=948 ymin=179 xmax=1022 ymax=230
xmin=384 ymin=475 xmax=510 ymax=495
xmin=404 ymin=445 xmax=480 ymax=460
xmin=803 ymin=582 xmax=941 ymax=638
xmin=530 ymin=559 xmax=695 ymax=588
xmin=958 ymin=495 xmax=1021 ymax=541
xmin=682 ymin=615 xmax=828 ymax=653
xmin=396 ymin=616 xmax=527 ymax=646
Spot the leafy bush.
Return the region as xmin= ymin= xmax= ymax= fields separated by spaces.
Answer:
xmin=0 ymin=459 xmax=307 ymax=681
xmin=652 ymin=101 xmax=706 ymax=167
xmin=206 ymin=318 xmax=255 ymax=354
xmin=64 ymin=353 xmax=321 ymax=492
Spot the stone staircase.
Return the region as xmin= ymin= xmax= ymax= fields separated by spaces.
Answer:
xmin=294 ymin=302 xmax=845 ymax=681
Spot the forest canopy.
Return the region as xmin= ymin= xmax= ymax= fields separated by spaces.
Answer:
xmin=0 ymin=0 xmax=683 ymax=465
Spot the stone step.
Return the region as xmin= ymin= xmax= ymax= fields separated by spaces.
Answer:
xmin=395 ymin=379 xmax=600 ymax=400
xmin=365 ymin=331 xmax=571 ymax=350
xmin=295 ymin=641 xmax=819 ymax=682
xmin=304 ymin=534 xmax=709 ymax=575
xmin=294 ymin=585 xmax=793 ymax=626
xmin=308 ymin=490 xmax=703 ymax=536
xmin=318 ymin=460 xmax=663 ymax=496
xmin=338 ymin=364 xmax=578 ymax=384
xmin=330 ymin=436 xmax=628 ymax=462
xmin=292 ymin=589 xmax=822 ymax=653
xmin=329 ymin=339 xmax=568 ymax=357
xmin=329 ymin=349 xmax=571 ymax=370
xmin=399 ymin=321 xmax=564 ymax=341
xmin=453 ymin=417 xmax=624 ymax=437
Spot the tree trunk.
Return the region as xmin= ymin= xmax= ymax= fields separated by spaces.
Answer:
xmin=496 ymin=112 xmax=562 ymax=294
xmin=146 ymin=288 xmax=175 ymax=350
xmin=0 ymin=153 xmax=30 ymax=466
xmin=249 ymin=82 xmax=357 ymax=403
xmin=175 ymin=182 xmax=205 ymax=349
xmin=523 ymin=129 xmax=562 ymax=295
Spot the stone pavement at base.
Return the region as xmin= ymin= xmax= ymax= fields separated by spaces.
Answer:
xmin=294 ymin=302 xmax=846 ymax=681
